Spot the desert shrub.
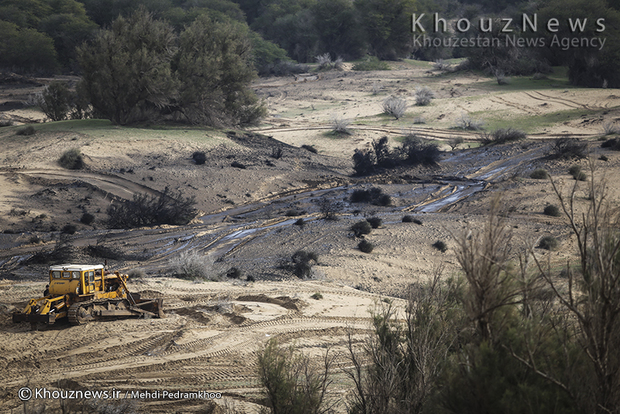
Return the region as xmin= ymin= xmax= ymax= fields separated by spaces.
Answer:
xmin=285 ymin=209 xmax=305 ymax=217
xmin=311 ymin=292 xmax=323 ymax=300
xmin=316 ymin=53 xmax=343 ymax=71
xmin=27 ymin=236 xmax=75 ymax=265
xmin=367 ymin=217 xmax=382 ymax=229
xmin=358 ymin=239 xmax=374 ymax=253
xmin=432 ymin=240 xmax=448 ymax=252
xmin=449 ymin=136 xmax=464 ymax=150
xmin=318 ymin=197 xmax=343 ymax=220
xmin=600 ymin=155 xmax=609 ymax=161
xmin=192 ymin=151 xmax=207 ymax=165
xmin=481 ymin=128 xmax=526 ymax=145
xmin=530 ymin=169 xmax=548 ymax=179
xmin=38 ymin=81 xmax=74 ymax=121
xmin=352 ymin=56 xmax=390 ymax=71
xmin=569 ymin=165 xmax=587 ymax=181
xmin=29 ymin=235 xmax=42 ymax=244
xmin=402 ymin=215 xmax=421 ymax=224
xmin=375 ymin=194 xmax=392 ymax=206
xmin=602 ymin=122 xmax=620 ymax=136
xmin=382 ymin=96 xmax=407 ymax=119
xmin=552 ymin=138 xmax=587 ymax=159
xmin=414 ymin=86 xmax=435 ymax=106
xmin=294 ymin=218 xmax=305 ymax=227
xmin=454 ymin=113 xmax=484 ymax=130
xmin=61 ymin=224 xmax=78 ymax=234
xmin=231 ymin=161 xmax=246 ymax=169
xmin=330 ymin=114 xmax=352 ymax=135
xmin=433 ymin=59 xmax=451 ymax=72
xmin=271 ymin=147 xmax=283 ymax=159
xmin=351 ymin=220 xmax=372 ymax=237
xmin=127 ymin=268 xmax=147 ymax=279
xmin=80 ymin=212 xmax=95 ymax=225
xmin=261 ymin=60 xmax=309 ymax=77
xmin=544 ymin=205 xmax=561 ymax=217
xmin=16 ymin=125 xmax=36 ymax=136
xmin=351 ymin=189 xmax=374 ymax=203
xmin=538 ymin=235 xmax=559 ymax=251
xmin=86 ymin=244 xmax=123 ymax=260
xmin=226 ymin=267 xmax=242 ymax=279
xmin=495 ymin=71 xmax=510 ymax=85
xmin=301 ymin=144 xmax=318 ymax=154
xmin=372 ymin=136 xmax=396 ymax=168
xmin=292 ymin=250 xmax=318 ymax=278
xmin=352 ymin=148 xmax=376 ymax=176
xmin=58 ymin=148 xmax=84 ymax=170
xmin=371 ymin=82 xmax=381 ymax=95
xmin=107 ymin=187 xmax=196 ymax=229
xmin=0 ymin=117 xmax=13 ymax=127
xmin=170 ymin=251 xmax=215 ymax=280
xmin=258 ymin=338 xmax=332 ymax=414
xmin=400 ymin=136 xmax=440 ymax=166
xmin=246 ymin=275 xmax=255 ymax=282
xmin=413 ymin=116 xmax=426 ymax=124
xmin=601 ymin=138 xmax=620 ymax=151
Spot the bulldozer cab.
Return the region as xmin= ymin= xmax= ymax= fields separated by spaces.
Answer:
xmin=49 ymin=264 xmax=105 ymax=297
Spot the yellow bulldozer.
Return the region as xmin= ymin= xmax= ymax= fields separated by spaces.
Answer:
xmin=12 ymin=264 xmax=164 ymax=328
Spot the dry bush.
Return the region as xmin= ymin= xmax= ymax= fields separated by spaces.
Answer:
xmin=330 ymin=114 xmax=352 ymax=135
xmin=107 ymin=187 xmax=196 ymax=229
xmin=552 ymin=138 xmax=587 ymax=159
xmin=454 ymin=113 xmax=484 ymax=131
xmin=602 ymin=121 xmax=620 ymax=136
xmin=382 ymin=96 xmax=407 ymax=119
xmin=169 ymin=251 xmax=217 ymax=280
xmin=58 ymin=148 xmax=84 ymax=169
xmin=414 ymin=86 xmax=434 ymax=106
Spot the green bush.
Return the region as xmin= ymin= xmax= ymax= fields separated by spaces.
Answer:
xmin=569 ymin=165 xmax=587 ymax=181
xmin=58 ymin=148 xmax=84 ymax=170
xmin=311 ymin=292 xmax=323 ymax=300
xmin=351 ymin=220 xmax=372 ymax=237
xmin=16 ymin=125 xmax=36 ymax=136
xmin=352 ymin=56 xmax=390 ymax=71
xmin=544 ymin=205 xmax=561 ymax=217
xmin=530 ymin=169 xmax=548 ymax=179
xmin=538 ymin=235 xmax=559 ymax=250
xmin=38 ymin=81 xmax=73 ymax=121
xmin=358 ymin=239 xmax=374 ymax=253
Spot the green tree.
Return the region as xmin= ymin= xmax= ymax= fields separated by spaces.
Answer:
xmin=38 ymin=81 xmax=73 ymax=121
xmin=311 ymin=0 xmax=365 ymax=60
xmin=77 ymin=9 xmax=177 ymax=125
xmin=354 ymin=0 xmax=417 ymax=60
xmin=173 ymin=15 xmax=265 ymax=126
xmin=39 ymin=12 xmax=98 ymax=70
xmin=538 ymin=0 xmax=620 ymax=87
xmin=0 ymin=20 xmax=59 ymax=73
